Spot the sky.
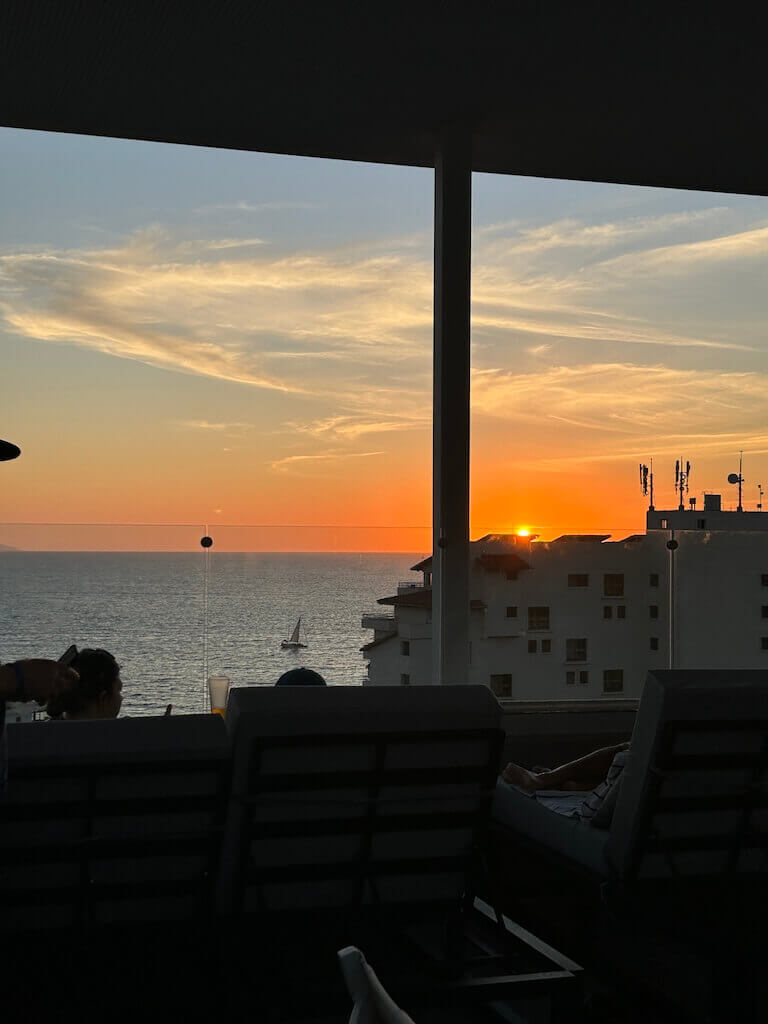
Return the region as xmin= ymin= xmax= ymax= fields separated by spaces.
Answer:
xmin=1 ymin=127 xmax=768 ymax=551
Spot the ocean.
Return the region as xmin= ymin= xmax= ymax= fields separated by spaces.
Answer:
xmin=0 ymin=552 xmax=418 ymax=715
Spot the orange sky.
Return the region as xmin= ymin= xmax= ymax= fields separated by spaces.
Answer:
xmin=2 ymin=131 xmax=768 ymax=551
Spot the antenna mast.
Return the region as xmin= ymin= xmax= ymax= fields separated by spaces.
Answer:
xmin=675 ymin=458 xmax=691 ymax=512
xmin=728 ymin=452 xmax=745 ymax=512
xmin=639 ymin=461 xmax=654 ymax=511
xmin=759 ymin=483 xmax=764 ymax=512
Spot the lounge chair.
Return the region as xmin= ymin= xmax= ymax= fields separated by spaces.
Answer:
xmin=215 ymin=684 xmax=580 ymax=1020
xmin=488 ymin=669 xmax=768 ymax=1021
xmin=0 ymin=714 xmax=229 ymax=932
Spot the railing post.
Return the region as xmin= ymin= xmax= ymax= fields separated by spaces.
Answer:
xmin=432 ymin=130 xmax=472 ymax=685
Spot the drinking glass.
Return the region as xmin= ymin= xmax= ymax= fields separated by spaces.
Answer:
xmin=208 ymin=675 xmax=231 ymax=718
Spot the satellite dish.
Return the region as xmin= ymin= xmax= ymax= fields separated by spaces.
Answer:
xmin=728 ymin=473 xmax=740 ymax=484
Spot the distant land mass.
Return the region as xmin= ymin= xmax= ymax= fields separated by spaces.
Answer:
xmin=0 ymin=544 xmax=18 ymax=551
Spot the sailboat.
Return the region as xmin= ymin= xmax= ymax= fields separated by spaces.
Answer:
xmin=280 ymin=616 xmax=308 ymax=650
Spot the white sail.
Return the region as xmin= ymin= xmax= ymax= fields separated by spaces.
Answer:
xmin=289 ymin=617 xmax=301 ymax=644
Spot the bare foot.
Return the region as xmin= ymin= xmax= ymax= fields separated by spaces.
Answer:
xmin=502 ymin=762 xmax=544 ymax=792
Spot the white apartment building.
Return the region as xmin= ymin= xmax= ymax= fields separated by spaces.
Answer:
xmin=362 ymin=499 xmax=768 ymax=699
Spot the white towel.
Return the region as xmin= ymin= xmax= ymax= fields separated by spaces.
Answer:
xmin=338 ymin=946 xmax=416 ymax=1024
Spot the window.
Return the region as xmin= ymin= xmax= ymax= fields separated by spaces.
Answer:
xmin=566 ymin=638 xmax=587 ymax=662
xmin=617 ymin=605 xmax=626 ymax=619
xmin=541 ymin=638 xmax=551 ymax=654
xmin=490 ymin=674 xmax=512 ymax=698
xmin=603 ymin=605 xmax=612 ymax=620
xmin=400 ymin=673 xmax=410 ymax=686
xmin=649 ymin=573 xmax=659 ymax=587
xmin=528 ymin=639 xmax=537 ymax=654
xmin=400 ymin=640 xmax=410 ymax=656
xmin=579 ymin=671 xmax=589 ymax=684
xmin=527 ymin=606 xmax=550 ymax=630
xmin=603 ymin=669 xmax=624 ymax=693
xmin=650 ymin=605 xmax=659 ymax=619
xmin=697 ymin=518 xmax=706 ymax=529
xmin=762 ymin=638 xmax=768 ymax=652
xmin=505 ymin=605 xmax=518 ymax=618
xmin=763 ymin=574 xmax=768 ymax=587
xmin=566 ymin=671 xmax=575 ymax=684
xmin=660 ymin=518 xmax=669 ymax=529
xmin=603 ymin=573 xmax=624 ymax=597
xmin=568 ymin=573 xmax=589 ymax=588
xmin=506 ymin=570 xmax=518 ymax=581
xmin=650 ymin=637 xmax=659 ymax=651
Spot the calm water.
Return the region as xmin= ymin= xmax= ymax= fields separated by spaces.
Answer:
xmin=0 ymin=552 xmax=417 ymax=715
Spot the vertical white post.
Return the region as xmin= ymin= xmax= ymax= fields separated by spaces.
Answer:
xmin=432 ymin=132 xmax=471 ymax=685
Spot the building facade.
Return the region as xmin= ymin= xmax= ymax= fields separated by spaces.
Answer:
xmin=362 ymin=502 xmax=768 ymax=698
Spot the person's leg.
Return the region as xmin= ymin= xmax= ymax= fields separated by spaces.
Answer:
xmin=502 ymin=742 xmax=629 ymax=791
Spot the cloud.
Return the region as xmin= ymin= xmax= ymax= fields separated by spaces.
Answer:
xmin=474 ymin=207 xmax=732 ymax=256
xmin=292 ymin=412 xmax=430 ymax=441
xmin=205 ymin=238 xmax=266 ymax=250
xmin=270 ymin=450 xmax=386 ymax=472
xmin=471 ymin=362 xmax=768 ymax=464
xmin=2 ymin=203 xmax=768 ymax=454
xmin=0 ymin=233 xmax=433 ymax=398
xmin=193 ymin=200 xmax=323 ymax=215
xmin=177 ymin=419 xmax=252 ymax=432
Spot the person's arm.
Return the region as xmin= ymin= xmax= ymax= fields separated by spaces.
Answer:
xmin=0 ymin=660 xmax=79 ymax=704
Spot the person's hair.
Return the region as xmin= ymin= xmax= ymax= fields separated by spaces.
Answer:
xmin=47 ymin=648 xmax=120 ymax=718
xmin=275 ymin=667 xmax=327 ymax=687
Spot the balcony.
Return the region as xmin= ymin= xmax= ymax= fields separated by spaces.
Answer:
xmin=396 ymin=580 xmax=427 ymax=594
xmin=361 ymin=610 xmax=396 ymax=631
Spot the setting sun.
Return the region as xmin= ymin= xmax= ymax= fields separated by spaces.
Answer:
xmin=516 ymin=528 xmax=530 ymax=537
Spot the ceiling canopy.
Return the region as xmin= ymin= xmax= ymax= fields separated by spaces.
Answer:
xmin=1 ymin=4 xmax=766 ymax=195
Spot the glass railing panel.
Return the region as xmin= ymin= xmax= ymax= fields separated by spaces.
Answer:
xmin=0 ymin=523 xmax=207 ymax=716
xmin=673 ymin=529 xmax=768 ymax=671
xmin=203 ymin=525 xmax=431 ymax=689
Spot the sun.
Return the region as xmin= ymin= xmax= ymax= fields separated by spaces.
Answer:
xmin=516 ymin=528 xmax=530 ymax=537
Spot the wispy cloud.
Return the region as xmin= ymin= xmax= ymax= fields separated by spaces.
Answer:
xmin=193 ymin=200 xmax=323 ymax=216
xmin=176 ymin=419 xmax=253 ymax=432
xmin=205 ymin=238 xmax=265 ymax=250
xmin=472 ymin=363 xmax=768 ymax=464
xmin=2 ymin=205 xmax=768 ymax=461
xmin=270 ymin=450 xmax=386 ymax=472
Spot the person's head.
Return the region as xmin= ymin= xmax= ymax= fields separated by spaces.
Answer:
xmin=275 ymin=667 xmax=327 ymax=687
xmin=47 ymin=648 xmax=122 ymax=720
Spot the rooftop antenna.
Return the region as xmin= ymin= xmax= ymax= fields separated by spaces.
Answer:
xmin=759 ymin=483 xmax=764 ymax=512
xmin=675 ymin=457 xmax=691 ymax=512
xmin=639 ymin=460 xmax=654 ymax=510
xmin=727 ymin=450 xmax=744 ymax=512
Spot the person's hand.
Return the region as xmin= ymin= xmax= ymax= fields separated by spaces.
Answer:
xmin=1 ymin=660 xmax=79 ymax=705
